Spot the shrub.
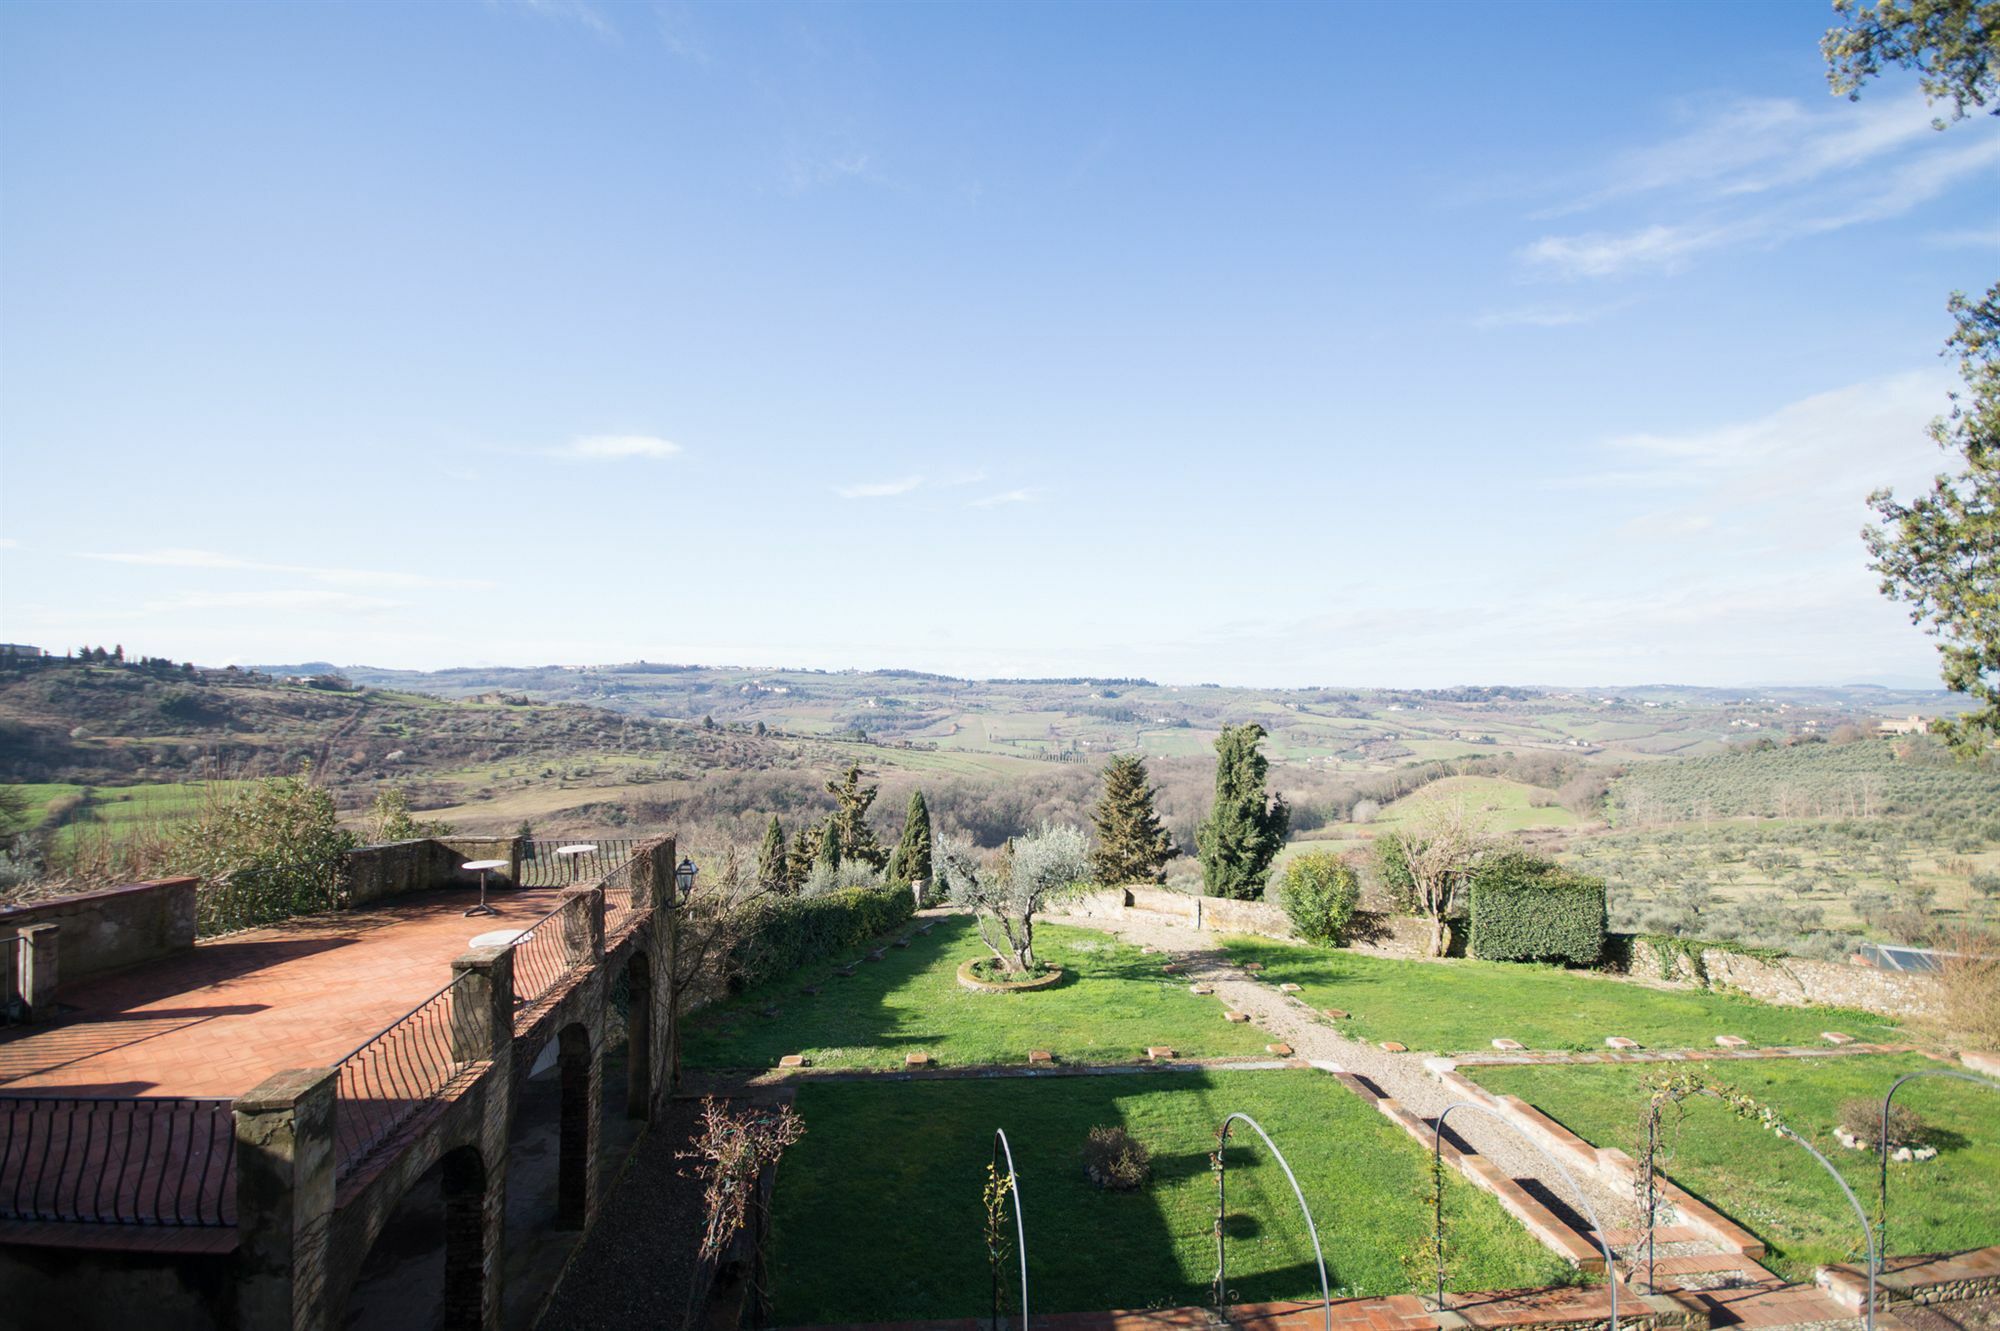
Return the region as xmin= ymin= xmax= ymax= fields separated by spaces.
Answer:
xmin=1468 ymin=849 xmax=1606 ymax=966
xmin=723 ymin=885 xmax=914 ymax=991
xmin=801 ymin=860 xmax=880 ymax=897
xmin=1081 ymin=1125 xmax=1151 ymax=1190
xmin=169 ymin=770 xmax=358 ymax=935
xmin=1277 ymin=851 xmax=1361 ymax=946
xmin=1839 ymin=1097 xmax=1929 ymax=1149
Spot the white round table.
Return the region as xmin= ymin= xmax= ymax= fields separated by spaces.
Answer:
xmin=470 ymin=929 xmax=530 ymax=949
xmin=555 ymin=843 xmax=599 ymax=881
xmin=461 ymin=859 xmax=509 ymax=918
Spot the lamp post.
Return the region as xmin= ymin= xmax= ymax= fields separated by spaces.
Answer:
xmin=675 ymin=857 xmax=698 ymax=902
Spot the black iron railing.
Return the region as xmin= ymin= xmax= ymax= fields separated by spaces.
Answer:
xmin=330 ymin=974 xmax=471 ymax=1177
xmin=601 ymin=851 xmax=651 ymax=936
xmin=0 ymin=1095 xmax=236 ymax=1226
xmin=519 ymin=837 xmax=641 ymax=888
xmin=512 ymin=894 xmax=592 ymax=1007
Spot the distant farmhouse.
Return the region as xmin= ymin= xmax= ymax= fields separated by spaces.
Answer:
xmin=1877 ymin=714 xmax=1931 ymax=736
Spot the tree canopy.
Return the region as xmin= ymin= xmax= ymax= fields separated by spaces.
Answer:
xmin=1089 ymin=754 xmax=1176 ymax=886
xmin=1195 ymin=723 xmax=1289 ymax=900
xmin=1823 ymin=0 xmax=1999 ymax=124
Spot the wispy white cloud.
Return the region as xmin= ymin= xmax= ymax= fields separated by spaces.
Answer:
xmin=500 ymin=0 xmax=616 ymax=41
xmin=140 ymin=589 xmax=404 ymax=615
xmin=1520 ymin=91 xmax=2000 ymax=279
xmin=548 ymin=434 xmax=682 ymax=461
xmin=969 ymin=488 xmax=1033 ymax=509
xmin=1470 ymin=302 xmax=1623 ymax=330
xmin=834 ymin=475 xmax=924 ymax=499
xmin=1926 ymin=226 xmax=2000 ymax=248
xmin=79 ymin=548 xmax=492 ymax=590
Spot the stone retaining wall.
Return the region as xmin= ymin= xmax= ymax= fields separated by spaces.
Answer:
xmin=1623 ymin=937 xmax=1943 ymax=1021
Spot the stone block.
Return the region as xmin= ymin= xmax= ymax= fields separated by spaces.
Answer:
xmin=1325 ymin=1008 xmax=1350 ymax=1019
xmin=1189 ymin=983 xmax=1214 ymax=995
xmin=1822 ymin=1031 xmax=1854 ymax=1044
xmin=1380 ymin=1041 xmax=1408 ymax=1053
xmin=1027 ymin=1050 xmax=1053 ymax=1064
xmin=892 ymin=938 xmax=911 ymax=949
xmin=1161 ymin=963 xmax=1181 ymax=974
xmin=1492 ymin=1038 xmax=1525 ymax=1051
xmin=1242 ymin=962 xmax=1263 ymax=972
xmin=778 ymin=1054 xmax=808 ymax=1068
xmin=1279 ymin=982 xmax=1302 ymax=993
xmin=800 ymin=986 xmax=820 ymax=997
xmin=905 ymin=1052 xmax=930 ymax=1068
xmin=866 ymin=948 xmax=885 ymax=961
xmin=1266 ymin=1043 xmax=1293 ymax=1056
xmin=1146 ymin=1046 xmax=1176 ymax=1060
xmin=1605 ymin=1036 xmax=1639 ymax=1049
xmin=1714 ymin=1034 xmax=1749 ymax=1048
xmin=1224 ymin=1011 xmax=1250 ymax=1023
xmin=836 ymin=965 xmax=857 ymax=977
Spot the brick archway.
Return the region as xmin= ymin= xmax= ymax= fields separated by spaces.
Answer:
xmin=624 ymin=949 xmax=653 ymax=1119
xmin=441 ymin=1143 xmax=495 ymax=1330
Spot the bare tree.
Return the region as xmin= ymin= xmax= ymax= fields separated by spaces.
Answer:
xmin=662 ymin=839 xmax=768 ymax=1088
xmin=1387 ymin=797 xmax=1493 ymax=956
xmin=939 ymin=824 xmax=1092 ymax=974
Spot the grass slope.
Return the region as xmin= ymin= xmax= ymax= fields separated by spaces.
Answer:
xmin=1218 ymin=937 xmax=1901 ymax=1053
xmin=1468 ymin=1054 xmax=2000 ymax=1280
xmin=682 ymin=915 xmax=1272 ymax=1071
xmin=769 ymin=1069 xmax=1576 ymax=1322
xmin=1374 ymin=776 xmax=1580 ymax=831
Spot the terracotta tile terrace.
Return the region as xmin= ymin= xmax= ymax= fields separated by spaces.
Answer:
xmin=0 ymin=883 xmax=573 ymax=1098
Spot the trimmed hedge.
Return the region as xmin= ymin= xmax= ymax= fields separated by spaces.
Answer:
xmin=1468 ymin=850 xmax=1606 ymax=966
xmin=726 ymin=886 xmax=916 ymax=992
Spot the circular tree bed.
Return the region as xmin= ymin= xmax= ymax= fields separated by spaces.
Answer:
xmin=956 ymin=958 xmax=1065 ymax=993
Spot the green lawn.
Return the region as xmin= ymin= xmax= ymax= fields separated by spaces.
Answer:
xmin=683 ymin=916 xmax=1273 ymax=1071
xmin=1374 ymin=776 xmax=1580 ymax=831
xmin=1218 ymin=936 xmax=1901 ymax=1053
xmin=769 ymin=1069 xmax=1578 ymax=1322
xmin=1469 ymin=1054 xmax=2000 ymax=1281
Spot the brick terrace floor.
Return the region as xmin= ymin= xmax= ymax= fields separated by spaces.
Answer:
xmin=0 ymin=884 xmax=572 ymax=1097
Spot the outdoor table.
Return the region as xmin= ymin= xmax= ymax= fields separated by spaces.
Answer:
xmin=555 ymin=843 xmax=598 ymax=882
xmin=461 ymin=859 xmax=509 ymax=918
xmin=469 ymin=929 xmax=530 ymax=949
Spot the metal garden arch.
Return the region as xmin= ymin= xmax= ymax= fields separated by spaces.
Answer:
xmin=1431 ymin=1102 xmax=1618 ymax=1331
xmin=1876 ymin=1068 xmax=1999 ymax=1263
xmin=1212 ymin=1112 xmax=1333 ymax=1331
xmin=990 ymin=1128 xmax=1028 ymax=1331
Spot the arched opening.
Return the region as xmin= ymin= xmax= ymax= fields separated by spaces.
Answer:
xmin=557 ymin=1022 xmax=596 ymax=1228
xmin=339 ymin=1142 xmax=494 ymax=1331
xmin=624 ymin=949 xmax=653 ymax=1119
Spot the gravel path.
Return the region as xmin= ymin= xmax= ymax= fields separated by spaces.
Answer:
xmin=1049 ymin=908 xmax=1643 ymax=1229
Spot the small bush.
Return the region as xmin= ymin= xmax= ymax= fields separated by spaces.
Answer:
xmin=1278 ymin=851 xmax=1361 ymax=946
xmin=1082 ymin=1125 xmax=1151 ymax=1191
xmin=1839 ymin=1097 xmax=1929 ymax=1149
xmin=1468 ymin=849 xmax=1606 ymax=966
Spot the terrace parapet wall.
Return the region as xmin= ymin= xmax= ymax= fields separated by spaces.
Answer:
xmin=0 ymin=876 xmax=198 ymax=986
xmin=343 ymin=837 xmax=523 ymax=906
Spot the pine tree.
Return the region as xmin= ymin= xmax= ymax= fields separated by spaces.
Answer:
xmin=757 ymin=815 xmax=788 ymax=891
xmin=824 ymin=764 xmax=888 ymax=868
xmin=1089 ymin=755 xmax=1176 ymax=885
xmin=887 ymin=789 xmax=933 ymax=887
xmin=816 ymin=818 xmax=841 ymax=871
xmin=1195 ymin=724 xmax=1290 ymax=900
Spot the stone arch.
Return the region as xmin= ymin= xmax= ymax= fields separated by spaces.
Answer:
xmin=623 ymin=948 xmax=653 ymax=1119
xmin=441 ymin=1143 xmax=495 ymax=1330
xmin=557 ymin=1020 xmax=597 ymax=1228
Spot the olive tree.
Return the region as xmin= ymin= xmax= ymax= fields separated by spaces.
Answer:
xmin=939 ymin=824 xmax=1092 ymax=974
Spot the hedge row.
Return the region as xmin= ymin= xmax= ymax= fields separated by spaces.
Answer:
xmin=1467 ymin=850 xmax=1606 ymax=966
xmin=725 ymin=886 xmax=916 ymax=992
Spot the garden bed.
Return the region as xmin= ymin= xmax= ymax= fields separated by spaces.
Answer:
xmin=957 ymin=957 xmax=1065 ymax=991
xmin=1468 ymin=1053 xmax=2000 ymax=1281
xmin=766 ymin=1067 xmax=1580 ymax=1323
xmin=681 ymin=916 xmax=1270 ymax=1071
xmin=1219 ymin=935 xmax=1901 ymax=1053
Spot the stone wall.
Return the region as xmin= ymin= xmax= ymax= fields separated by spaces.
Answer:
xmin=1622 ymin=936 xmax=1944 ymax=1021
xmin=1088 ymin=884 xmax=1447 ymax=958
xmin=0 ymin=876 xmax=198 ymax=984
xmin=343 ymin=837 xmax=522 ymax=906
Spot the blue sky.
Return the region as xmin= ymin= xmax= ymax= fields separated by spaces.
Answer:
xmin=1 ymin=0 xmax=1995 ymax=687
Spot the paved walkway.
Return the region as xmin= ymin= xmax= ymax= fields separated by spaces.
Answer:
xmin=0 ymin=884 xmax=570 ymax=1097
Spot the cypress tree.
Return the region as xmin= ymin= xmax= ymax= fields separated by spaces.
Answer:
xmin=816 ymin=818 xmax=841 ymax=871
xmin=825 ymin=764 xmax=888 ymax=868
xmin=784 ymin=821 xmax=820 ymax=890
xmin=1089 ymin=755 xmax=1176 ymax=885
xmin=757 ymin=815 xmax=788 ymax=891
xmin=1195 ymin=723 xmax=1290 ymax=900
xmin=887 ymin=789 xmax=933 ymax=887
